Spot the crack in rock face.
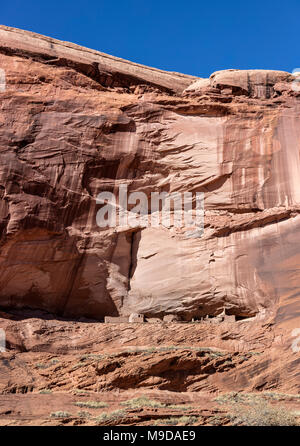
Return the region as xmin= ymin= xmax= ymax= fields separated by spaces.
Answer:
xmin=0 ymin=26 xmax=299 ymax=330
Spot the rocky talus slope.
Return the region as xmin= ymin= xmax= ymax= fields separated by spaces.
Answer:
xmin=0 ymin=26 xmax=299 ymax=425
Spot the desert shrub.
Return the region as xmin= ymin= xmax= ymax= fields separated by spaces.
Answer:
xmin=215 ymin=392 xmax=259 ymax=404
xmin=35 ymin=363 xmax=49 ymax=369
xmin=121 ymin=396 xmax=193 ymax=411
xmin=263 ymin=392 xmax=300 ymax=401
xmin=49 ymin=359 xmax=59 ymax=365
xmin=73 ymin=389 xmax=91 ymax=395
xmin=121 ymin=396 xmax=165 ymax=409
xmin=168 ymin=404 xmax=192 ymax=411
xmin=75 ymin=401 xmax=108 ymax=409
xmin=70 ymin=363 xmax=87 ymax=371
xmin=208 ymin=415 xmax=224 ymax=426
xmin=126 ymin=346 xmax=225 ymax=357
xmin=50 ymin=411 xmax=71 ymax=418
xmin=154 ymin=416 xmax=198 ymax=426
xmin=36 ymin=359 xmax=59 ymax=369
xmin=77 ymin=410 xmax=91 ymax=418
xmin=96 ymin=409 xmax=127 ymax=424
xmin=229 ymin=400 xmax=298 ymax=426
xmin=215 ymin=391 xmax=300 ymax=405
xmin=80 ymin=354 xmax=105 ymax=361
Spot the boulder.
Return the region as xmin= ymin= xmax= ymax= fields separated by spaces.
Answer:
xmin=210 ymin=69 xmax=293 ymax=97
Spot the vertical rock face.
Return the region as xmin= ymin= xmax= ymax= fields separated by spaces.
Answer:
xmin=0 ymin=26 xmax=299 ymax=329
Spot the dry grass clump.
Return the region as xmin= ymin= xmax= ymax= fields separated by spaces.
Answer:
xmin=215 ymin=391 xmax=300 ymax=404
xmin=77 ymin=410 xmax=91 ymax=418
xmin=50 ymin=411 xmax=71 ymax=418
xmin=96 ymin=409 xmax=127 ymax=424
xmin=75 ymin=401 xmax=108 ymax=409
xmin=154 ymin=416 xmax=198 ymax=426
xmin=121 ymin=396 xmax=192 ymax=411
xmin=121 ymin=396 xmax=166 ymax=409
xmin=229 ymin=399 xmax=298 ymax=426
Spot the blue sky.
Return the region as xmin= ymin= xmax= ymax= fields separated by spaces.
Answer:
xmin=1 ymin=0 xmax=299 ymax=78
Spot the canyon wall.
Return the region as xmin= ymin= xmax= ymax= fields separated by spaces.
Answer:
xmin=0 ymin=26 xmax=300 ymax=329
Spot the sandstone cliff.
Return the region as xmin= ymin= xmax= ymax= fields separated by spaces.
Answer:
xmin=0 ymin=25 xmax=299 ymax=336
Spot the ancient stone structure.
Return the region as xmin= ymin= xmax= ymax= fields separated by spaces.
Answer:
xmin=128 ymin=313 xmax=144 ymax=323
xmin=104 ymin=316 xmax=129 ymax=323
xmin=105 ymin=313 xmax=144 ymax=323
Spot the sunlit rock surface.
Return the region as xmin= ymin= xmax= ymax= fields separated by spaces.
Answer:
xmin=0 ymin=26 xmax=299 ymax=333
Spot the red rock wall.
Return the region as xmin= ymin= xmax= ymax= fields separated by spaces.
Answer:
xmin=0 ymin=26 xmax=300 ymax=331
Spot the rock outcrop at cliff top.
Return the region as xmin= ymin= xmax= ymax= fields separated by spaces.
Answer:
xmin=0 ymin=25 xmax=299 ymax=330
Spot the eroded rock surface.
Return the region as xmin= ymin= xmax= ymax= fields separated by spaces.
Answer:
xmin=0 ymin=309 xmax=299 ymax=426
xmin=0 ymin=26 xmax=299 ymax=333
